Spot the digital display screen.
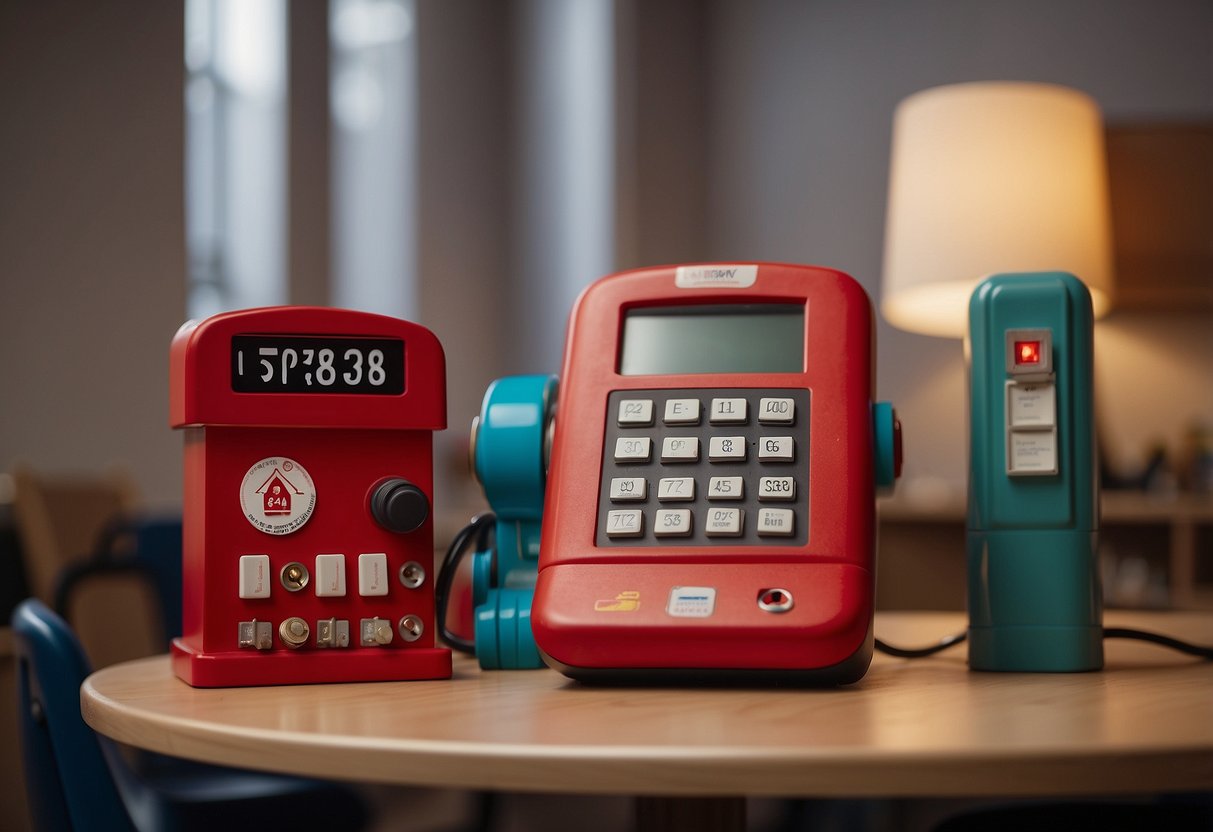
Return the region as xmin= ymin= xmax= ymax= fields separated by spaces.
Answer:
xmin=231 ymin=335 xmax=404 ymax=394
xmin=618 ymin=304 xmax=804 ymax=375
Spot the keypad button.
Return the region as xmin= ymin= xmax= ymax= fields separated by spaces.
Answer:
xmin=705 ymin=507 xmax=744 ymax=537
xmin=709 ymin=397 xmax=748 ymax=424
xmin=657 ymin=477 xmax=695 ymax=501
xmin=661 ymin=436 xmax=699 ymax=462
xmin=757 ymin=508 xmax=795 ymax=536
xmin=707 ymin=476 xmax=744 ymax=500
xmin=605 ymin=509 xmax=644 ymax=537
xmin=708 ymin=435 xmax=747 ymax=461
xmin=614 ymin=436 xmax=652 ymax=462
xmin=609 ymin=477 xmax=647 ymax=501
xmin=758 ymin=477 xmax=796 ymax=501
xmin=758 ymin=397 xmax=795 ymax=424
xmin=654 ymin=509 xmax=693 ymax=537
xmin=758 ymin=436 xmax=795 ymax=462
xmin=663 ymin=398 xmax=701 ymax=425
xmin=617 ymin=399 xmax=654 ymax=426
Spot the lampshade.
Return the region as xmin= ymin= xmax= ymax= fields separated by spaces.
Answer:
xmin=881 ymin=82 xmax=1114 ymax=337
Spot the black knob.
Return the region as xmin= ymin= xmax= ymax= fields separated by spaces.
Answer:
xmin=370 ymin=478 xmax=430 ymax=534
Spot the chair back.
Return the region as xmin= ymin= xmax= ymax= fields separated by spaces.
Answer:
xmin=10 ymin=467 xmax=137 ymax=602
xmin=11 ymin=598 xmax=135 ymax=832
xmin=54 ymin=515 xmax=184 ymax=646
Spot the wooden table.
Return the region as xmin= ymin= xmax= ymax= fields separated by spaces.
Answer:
xmin=82 ymin=611 xmax=1213 ymax=830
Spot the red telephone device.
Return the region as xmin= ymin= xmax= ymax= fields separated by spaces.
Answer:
xmin=531 ymin=263 xmax=901 ymax=683
xmin=169 ymin=307 xmax=451 ymax=687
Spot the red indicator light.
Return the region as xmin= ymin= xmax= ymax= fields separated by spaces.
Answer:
xmin=1015 ymin=340 xmax=1041 ymax=365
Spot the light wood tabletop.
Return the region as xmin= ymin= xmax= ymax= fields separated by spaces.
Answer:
xmin=81 ymin=611 xmax=1213 ymax=799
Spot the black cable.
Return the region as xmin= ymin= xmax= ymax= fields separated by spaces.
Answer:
xmin=1104 ymin=627 xmax=1213 ymax=660
xmin=875 ymin=626 xmax=1213 ymax=660
xmin=875 ymin=632 xmax=967 ymax=658
xmin=435 ymin=512 xmax=496 ymax=655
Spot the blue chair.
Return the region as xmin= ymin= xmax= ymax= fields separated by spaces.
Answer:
xmin=12 ymin=598 xmax=371 ymax=832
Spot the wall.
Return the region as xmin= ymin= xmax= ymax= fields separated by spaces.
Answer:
xmin=0 ymin=2 xmax=186 ymax=508
xmin=2 ymin=0 xmax=1209 ymax=514
xmin=699 ymin=0 xmax=1213 ymax=500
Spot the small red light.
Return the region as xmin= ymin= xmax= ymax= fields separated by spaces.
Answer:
xmin=1015 ymin=340 xmax=1041 ymax=365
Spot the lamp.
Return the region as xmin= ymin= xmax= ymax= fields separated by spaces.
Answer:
xmin=881 ymin=81 xmax=1114 ymax=337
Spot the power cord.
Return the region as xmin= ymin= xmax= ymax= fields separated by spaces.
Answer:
xmin=435 ymin=512 xmax=496 ymax=655
xmin=876 ymin=627 xmax=1213 ymax=660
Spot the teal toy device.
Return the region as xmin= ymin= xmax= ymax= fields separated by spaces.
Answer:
xmin=464 ymin=374 xmax=557 ymax=669
xmin=967 ymin=272 xmax=1103 ymax=672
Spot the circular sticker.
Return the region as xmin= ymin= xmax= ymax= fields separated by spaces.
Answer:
xmin=240 ymin=457 xmax=316 ymax=535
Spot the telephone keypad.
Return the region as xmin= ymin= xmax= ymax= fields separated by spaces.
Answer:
xmin=598 ymin=388 xmax=809 ymax=547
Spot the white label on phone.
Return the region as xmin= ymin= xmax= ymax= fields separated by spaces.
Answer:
xmin=675 ymin=265 xmax=758 ymax=288
xmin=667 ymin=586 xmax=716 ymax=618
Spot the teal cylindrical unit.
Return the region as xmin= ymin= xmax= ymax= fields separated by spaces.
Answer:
xmin=966 ymin=272 xmax=1102 ymax=672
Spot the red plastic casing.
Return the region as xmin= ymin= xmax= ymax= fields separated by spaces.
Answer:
xmin=532 ymin=264 xmax=877 ymax=680
xmin=169 ymin=307 xmax=451 ymax=686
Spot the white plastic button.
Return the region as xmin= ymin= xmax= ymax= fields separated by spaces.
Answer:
xmin=609 ymin=477 xmax=647 ymax=501
xmin=708 ymin=436 xmax=747 ymax=461
xmin=358 ymin=552 xmax=390 ymax=596
xmin=1008 ymin=382 xmax=1056 ymax=428
xmin=654 ymin=509 xmax=693 ymax=537
xmin=1009 ymin=430 xmax=1058 ymax=475
xmin=758 ymin=436 xmax=795 ymax=462
xmin=663 ymin=398 xmax=701 ymax=424
xmin=238 ymin=555 xmax=271 ymax=599
xmin=617 ymin=399 xmax=654 ymax=426
xmin=605 ymin=509 xmax=644 ymax=537
xmin=614 ymin=436 xmax=652 ymax=463
xmin=705 ymin=507 xmax=743 ymax=537
xmin=758 ymin=397 xmax=795 ymax=424
xmin=758 ymin=477 xmax=796 ymax=501
xmin=707 ymin=476 xmax=744 ymax=500
xmin=315 ymin=554 xmax=346 ymax=597
xmin=757 ymin=508 xmax=795 ymax=536
xmin=709 ymin=398 xmax=748 ymax=424
xmin=657 ymin=477 xmax=695 ymax=501
xmin=661 ymin=436 xmax=699 ymax=462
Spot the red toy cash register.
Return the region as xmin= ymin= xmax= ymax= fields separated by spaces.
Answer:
xmin=169 ymin=307 xmax=451 ymax=687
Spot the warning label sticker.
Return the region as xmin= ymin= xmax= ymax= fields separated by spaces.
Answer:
xmin=239 ymin=456 xmax=316 ymax=535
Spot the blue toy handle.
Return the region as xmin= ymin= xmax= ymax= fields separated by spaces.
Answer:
xmin=468 ymin=374 xmax=556 ymax=669
xmin=873 ymin=402 xmax=900 ymax=495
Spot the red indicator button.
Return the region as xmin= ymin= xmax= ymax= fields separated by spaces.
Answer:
xmin=1015 ymin=340 xmax=1042 ymax=365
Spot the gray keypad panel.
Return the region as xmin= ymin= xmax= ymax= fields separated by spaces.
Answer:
xmin=596 ymin=388 xmax=810 ymax=547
